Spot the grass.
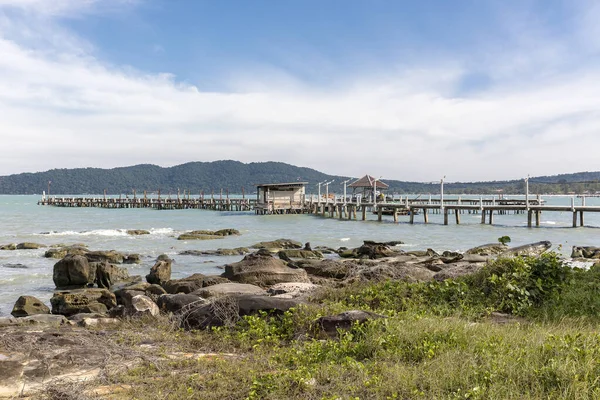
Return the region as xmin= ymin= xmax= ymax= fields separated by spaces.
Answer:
xmin=86 ymin=253 xmax=600 ymax=399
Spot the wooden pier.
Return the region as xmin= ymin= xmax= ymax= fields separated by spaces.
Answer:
xmin=38 ymin=192 xmax=600 ymax=228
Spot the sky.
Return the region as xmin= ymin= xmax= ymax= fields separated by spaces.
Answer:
xmin=0 ymin=0 xmax=599 ymax=182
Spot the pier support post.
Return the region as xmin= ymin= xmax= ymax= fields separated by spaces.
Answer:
xmin=410 ymin=209 xmax=415 ymax=224
xmin=362 ymin=206 xmax=367 ymax=221
xmin=423 ymin=209 xmax=429 ymax=224
xmin=535 ymin=210 xmax=541 ymax=227
xmin=444 ymin=208 xmax=449 ymax=225
xmin=377 ymin=206 xmax=383 ymax=222
xmin=455 ymin=209 xmax=460 ymax=225
xmin=481 ymin=210 xmax=486 ymax=224
xmin=393 ymin=209 xmax=398 ymax=223
xmin=488 ymin=210 xmax=494 ymax=225
xmin=580 ymin=211 xmax=584 ymax=227
xmin=527 ymin=210 xmax=533 ymax=228
xmin=573 ymin=212 xmax=578 ymax=227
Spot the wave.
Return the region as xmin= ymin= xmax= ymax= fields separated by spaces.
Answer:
xmin=339 ymin=238 xmax=350 ymax=242
xmin=37 ymin=227 xmax=175 ymax=237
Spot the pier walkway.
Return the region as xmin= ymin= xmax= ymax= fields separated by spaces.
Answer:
xmin=38 ymin=194 xmax=600 ymax=228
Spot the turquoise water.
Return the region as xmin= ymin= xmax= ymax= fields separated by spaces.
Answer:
xmin=1 ymin=194 xmax=599 ymax=316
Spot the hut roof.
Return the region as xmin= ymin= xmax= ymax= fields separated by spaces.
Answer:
xmin=348 ymin=175 xmax=389 ymax=189
xmin=255 ymin=182 xmax=308 ymax=188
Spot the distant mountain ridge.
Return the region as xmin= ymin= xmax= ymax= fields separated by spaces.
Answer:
xmin=0 ymin=160 xmax=599 ymax=195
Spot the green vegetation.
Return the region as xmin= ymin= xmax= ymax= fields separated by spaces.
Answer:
xmin=497 ymin=235 xmax=511 ymax=245
xmin=88 ymin=253 xmax=600 ymax=399
xmin=1 ymin=160 xmax=599 ymax=194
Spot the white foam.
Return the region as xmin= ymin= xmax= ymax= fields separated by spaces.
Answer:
xmin=339 ymin=238 xmax=350 ymax=242
xmin=37 ymin=228 xmax=175 ymax=237
xmin=543 ymin=221 xmax=557 ymax=225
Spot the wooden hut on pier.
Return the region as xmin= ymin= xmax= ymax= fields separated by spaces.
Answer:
xmin=255 ymin=182 xmax=308 ymax=214
xmin=348 ymin=175 xmax=389 ymax=202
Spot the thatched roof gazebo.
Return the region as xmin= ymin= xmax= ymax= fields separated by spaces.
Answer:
xmin=348 ymin=175 xmax=389 ymax=201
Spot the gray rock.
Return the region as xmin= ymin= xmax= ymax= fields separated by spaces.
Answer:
xmin=127 ymin=229 xmax=150 ymax=235
xmin=251 ymin=238 xmax=303 ymax=250
xmin=94 ymin=261 xmax=130 ymax=288
xmin=223 ymin=250 xmax=310 ymax=286
xmin=126 ymin=295 xmax=159 ymax=317
xmin=316 ymin=310 xmax=385 ymax=335
xmin=193 ymin=283 xmax=267 ymax=298
xmin=16 ymin=242 xmax=46 ymax=250
xmin=571 ymin=246 xmax=600 ymax=259
xmin=278 ymin=249 xmax=323 ymax=259
xmin=501 ymin=241 xmax=552 ymax=258
xmin=163 ymin=274 xmax=229 ymax=294
xmin=85 ymin=250 xmax=125 ymax=264
xmin=50 ymin=288 xmax=117 ymax=316
xmin=465 ymin=243 xmax=508 ymax=256
xmin=181 ymin=294 xmax=303 ymax=330
xmin=146 ymin=259 xmax=172 ymax=285
xmin=156 ymin=293 xmax=206 ymax=313
xmin=267 ymin=282 xmax=321 ymax=299
xmin=53 ymin=254 xmax=95 ymax=288
xmin=11 ymin=296 xmax=50 ymax=317
xmin=0 ymin=243 xmax=17 ymax=250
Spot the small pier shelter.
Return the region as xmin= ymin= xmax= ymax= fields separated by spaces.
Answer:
xmin=255 ymin=182 xmax=308 ymax=214
xmin=348 ymin=175 xmax=389 ymax=201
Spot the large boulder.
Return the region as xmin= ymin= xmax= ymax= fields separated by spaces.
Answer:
xmin=193 ymin=283 xmax=266 ymax=298
xmin=177 ymin=229 xmax=240 ymax=240
xmin=156 ymin=293 xmax=206 ymax=313
xmin=501 ymin=241 xmax=552 ymax=258
xmin=571 ymin=246 xmax=600 ymax=259
xmin=181 ymin=294 xmax=303 ymax=330
xmin=85 ymin=250 xmax=126 ymax=264
xmin=94 ymin=261 xmax=130 ymax=288
xmin=44 ymin=245 xmax=88 ymax=259
xmin=163 ymin=274 xmax=229 ymax=294
xmin=223 ymin=250 xmax=310 ymax=286
xmin=0 ymin=243 xmax=17 ymax=250
xmin=301 ymin=259 xmax=357 ymax=279
xmin=125 ymin=295 xmax=159 ymax=317
xmin=11 ymin=296 xmax=50 ymax=317
xmin=267 ymin=282 xmax=321 ymax=299
xmin=50 ymin=288 xmax=117 ymax=316
xmin=114 ymin=282 xmax=166 ymax=305
xmin=251 ymin=239 xmax=303 ymax=251
xmin=53 ymin=255 xmax=96 ymax=288
xmin=465 ymin=243 xmax=508 ymax=256
xmin=146 ymin=259 xmax=172 ymax=285
xmin=16 ymin=242 xmax=46 ymax=250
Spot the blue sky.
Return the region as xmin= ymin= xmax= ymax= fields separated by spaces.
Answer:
xmin=0 ymin=0 xmax=598 ymax=181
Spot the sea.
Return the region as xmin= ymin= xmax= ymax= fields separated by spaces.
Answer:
xmin=1 ymin=194 xmax=599 ymax=316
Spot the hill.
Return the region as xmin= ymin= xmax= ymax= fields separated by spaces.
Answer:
xmin=0 ymin=161 xmax=599 ymax=195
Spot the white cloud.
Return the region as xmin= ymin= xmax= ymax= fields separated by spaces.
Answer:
xmin=0 ymin=1 xmax=599 ymax=182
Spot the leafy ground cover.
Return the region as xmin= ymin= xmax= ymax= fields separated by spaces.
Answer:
xmin=69 ymin=253 xmax=600 ymax=400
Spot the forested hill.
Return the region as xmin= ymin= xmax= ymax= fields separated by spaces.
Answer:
xmin=0 ymin=160 xmax=599 ymax=195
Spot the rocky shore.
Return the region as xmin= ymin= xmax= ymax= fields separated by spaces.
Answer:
xmin=0 ymin=234 xmax=591 ymax=398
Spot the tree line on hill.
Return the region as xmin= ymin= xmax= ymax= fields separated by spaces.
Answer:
xmin=0 ymin=160 xmax=599 ymax=195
